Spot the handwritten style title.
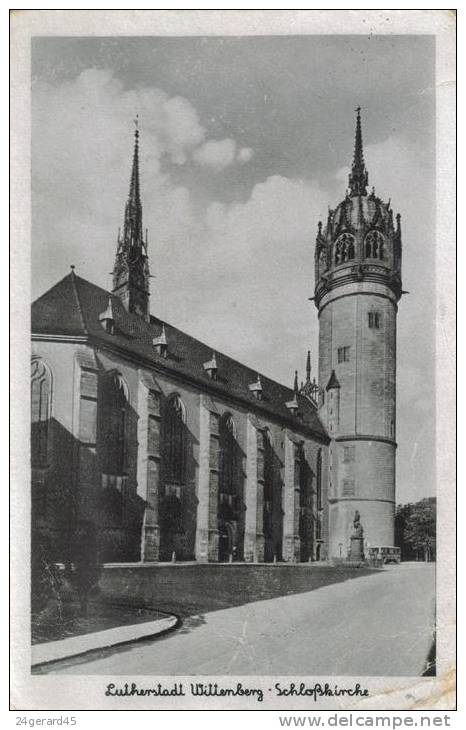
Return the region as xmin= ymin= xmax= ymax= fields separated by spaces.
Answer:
xmin=105 ymin=682 xmax=369 ymax=703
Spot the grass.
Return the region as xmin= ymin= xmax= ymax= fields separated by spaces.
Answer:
xmin=31 ymin=598 xmax=166 ymax=645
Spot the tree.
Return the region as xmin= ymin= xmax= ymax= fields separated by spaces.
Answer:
xmin=395 ymin=497 xmax=436 ymax=562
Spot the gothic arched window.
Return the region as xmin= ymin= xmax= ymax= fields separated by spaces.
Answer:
xmin=219 ymin=414 xmax=237 ymax=498
xmin=316 ymin=448 xmax=323 ymax=510
xmin=296 ymin=444 xmax=312 ymax=561
xmin=260 ymin=428 xmax=274 ymax=536
xmin=31 ymin=358 xmax=52 ymax=467
xmin=164 ymin=394 xmax=186 ymax=485
xmin=365 ymin=230 xmax=385 ymax=260
xmin=294 ymin=444 xmax=304 ymax=491
xmin=101 ymin=371 xmax=128 ymax=475
xmin=335 ymin=234 xmax=355 ymax=265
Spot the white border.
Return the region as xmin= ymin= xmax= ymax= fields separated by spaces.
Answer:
xmin=9 ymin=8 xmax=456 ymax=713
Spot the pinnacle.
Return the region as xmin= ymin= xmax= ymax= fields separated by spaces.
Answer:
xmin=348 ymin=107 xmax=369 ymax=197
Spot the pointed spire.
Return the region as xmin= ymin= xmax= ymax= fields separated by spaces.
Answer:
xmin=293 ymin=370 xmax=299 ymax=396
xmin=306 ymin=350 xmax=311 ymax=383
xmin=112 ymin=118 xmax=151 ymax=320
xmin=348 ymin=106 xmax=369 ymax=197
xmin=123 ymin=117 xmax=143 ymax=247
xmin=128 ymin=116 xmax=141 ymax=211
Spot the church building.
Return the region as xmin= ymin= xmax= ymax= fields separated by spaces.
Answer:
xmin=31 ymin=110 xmax=403 ymax=564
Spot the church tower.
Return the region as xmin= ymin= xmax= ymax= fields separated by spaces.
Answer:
xmin=314 ymin=109 xmax=403 ymax=558
xmin=112 ymin=121 xmax=151 ymax=320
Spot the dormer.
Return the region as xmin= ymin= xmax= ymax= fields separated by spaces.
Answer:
xmin=286 ymin=396 xmax=299 ymax=416
xmin=248 ymin=374 xmax=263 ymax=400
xmin=99 ymin=297 xmax=115 ymax=335
xmin=203 ymin=352 xmax=218 ymax=380
xmin=153 ymin=324 xmax=167 ymax=358
xmin=286 ymin=370 xmax=300 ymax=416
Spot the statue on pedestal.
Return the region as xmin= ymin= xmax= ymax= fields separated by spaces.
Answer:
xmin=349 ymin=510 xmax=365 ymax=560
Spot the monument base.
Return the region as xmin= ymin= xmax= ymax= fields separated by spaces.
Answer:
xmin=349 ymin=536 xmax=364 ymax=561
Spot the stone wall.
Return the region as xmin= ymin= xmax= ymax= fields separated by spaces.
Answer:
xmin=318 ymin=282 xmax=397 ymax=556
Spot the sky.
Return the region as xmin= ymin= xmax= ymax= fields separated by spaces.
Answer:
xmin=31 ymin=35 xmax=436 ymax=504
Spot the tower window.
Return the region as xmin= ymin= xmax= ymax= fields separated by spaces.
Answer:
xmin=343 ymin=445 xmax=356 ymax=463
xmin=342 ymin=479 xmax=356 ymax=496
xmin=337 ymin=346 xmax=350 ymax=363
xmin=364 ymin=230 xmax=385 ymax=260
xmin=334 ymin=234 xmax=355 ymax=265
xmin=368 ymin=312 xmax=381 ymax=329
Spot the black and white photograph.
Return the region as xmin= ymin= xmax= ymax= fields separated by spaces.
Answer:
xmin=10 ymin=9 xmax=456 ymax=713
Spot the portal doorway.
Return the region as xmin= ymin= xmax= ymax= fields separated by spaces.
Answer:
xmin=218 ymin=521 xmax=236 ymax=562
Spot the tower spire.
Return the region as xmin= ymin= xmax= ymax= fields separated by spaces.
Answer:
xmin=306 ymin=350 xmax=311 ymax=383
xmin=123 ymin=116 xmax=143 ymax=248
xmin=128 ymin=116 xmax=141 ymax=207
xmin=112 ymin=118 xmax=151 ymax=320
xmin=348 ymin=106 xmax=369 ymax=197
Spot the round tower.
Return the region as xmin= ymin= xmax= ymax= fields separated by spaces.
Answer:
xmin=314 ymin=108 xmax=403 ymax=558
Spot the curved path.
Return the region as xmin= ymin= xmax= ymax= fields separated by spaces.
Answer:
xmin=45 ymin=562 xmax=435 ymax=677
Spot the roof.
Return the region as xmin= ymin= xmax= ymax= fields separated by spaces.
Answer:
xmin=32 ymin=272 xmax=328 ymax=441
xmin=329 ymin=192 xmax=392 ymax=234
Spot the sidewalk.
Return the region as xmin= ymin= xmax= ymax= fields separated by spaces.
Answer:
xmin=31 ymin=612 xmax=179 ymax=667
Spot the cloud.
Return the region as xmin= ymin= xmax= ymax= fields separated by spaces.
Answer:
xmin=32 ymin=65 xmax=432 ymax=421
xmin=32 ymin=68 xmax=255 ymax=299
xmin=160 ymin=95 xmax=206 ymax=164
xmin=336 ymin=135 xmax=433 ymax=215
xmin=193 ymin=138 xmax=236 ymax=169
xmin=33 ymin=68 xmax=208 ymax=182
xmin=160 ymin=174 xmax=326 ymax=378
xmin=193 ymin=139 xmax=254 ymax=170
xmin=237 ymin=147 xmax=253 ymax=163
xmin=31 ymin=68 xmax=327 ymax=384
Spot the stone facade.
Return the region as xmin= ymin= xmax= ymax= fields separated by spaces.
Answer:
xmin=31 ymin=110 xmax=401 ymax=565
xmin=31 ymin=335 xmax=328 ymax=563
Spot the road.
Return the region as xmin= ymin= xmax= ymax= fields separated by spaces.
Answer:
xmin=44 ymin=562 xmax=435 ymax=676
